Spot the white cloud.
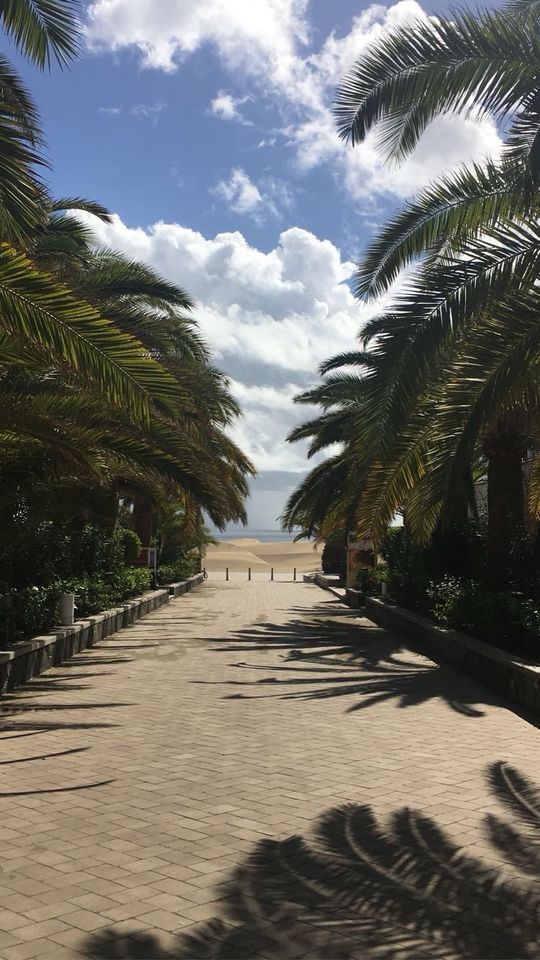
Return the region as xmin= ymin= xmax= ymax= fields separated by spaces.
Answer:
xmin=77 ymin=212 xmax=379 ymax=470
xmin=98 ymin=102 xmax=167 ymax=123
xmin=86 ymin=0 xmax=502 ymax=202
xmin=213 ymin=168 xmax=264 ymax=217
xmin=212 ymin=167 xmax=294 ymax=223
xmin=131 ymin=102 xmax=167 ymax=123
xmin=86 ymin=0 xmax=310 ymax=74
xmin=210 ymin=91 xmax=252 ymax=125
xmin=228 ymin=381 xmax=314 ymax=472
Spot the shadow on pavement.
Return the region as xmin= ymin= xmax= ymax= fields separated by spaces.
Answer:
xmin=83 ymin=762 xmax=540 ymax=960
xmin=201 ymin=605 xmax=498 ymax=717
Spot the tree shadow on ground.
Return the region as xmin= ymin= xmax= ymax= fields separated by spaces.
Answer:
xmin=83 ymin=762 xmax=540 ymax=960
xmin=199 ymin=607 xmax=498 ymax=717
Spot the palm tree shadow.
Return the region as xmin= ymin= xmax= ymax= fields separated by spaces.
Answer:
xmin=201 ymin=608 xmax=498 ymax=717
xmin=84 ymin=762 xmax=540 ymax=960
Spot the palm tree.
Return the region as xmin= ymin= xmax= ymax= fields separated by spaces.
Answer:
xmin=294 ymin=0 xmax=540 ymax=585
xmin=0 ymin=207 xmax=254 ymax=539
xmin=0 ymin=1 xmax=190 ymax=420
xmin=0 ymin=2 xmax=254 ymax=565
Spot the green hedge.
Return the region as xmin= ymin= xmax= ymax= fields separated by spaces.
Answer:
xmin=380 ymin=527 xmax=540 ymax=661
xmin=0 ymin=567 xmax=151 ymax=646
xmin=156 ymin=556 xmax=197 ymax=585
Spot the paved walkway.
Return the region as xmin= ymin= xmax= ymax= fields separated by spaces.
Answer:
xmin=0 ymin=581 xmax=538 ymax=960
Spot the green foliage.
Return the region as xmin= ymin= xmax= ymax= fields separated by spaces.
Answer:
xmin=156 ymin=557 xmax=197 ymax=585
xmin=382 ymin=528 xmax=540 ymax=659
xmin=118 ymin=527 xmax=142 ymax=564
xmin=0 ymin=583 xmax=59 ymax=645
xmin=380 ymin=527 xmax=430 ymax=610
xmin=0 ymin=566 xmax=152 ymax=646
xmin=425 ymin=575 xmax=534 ymax=649
xmin=57 ymin=567 xmax=151 ymax=617
xmin=286 ymin=0 xmax=540 ymax=575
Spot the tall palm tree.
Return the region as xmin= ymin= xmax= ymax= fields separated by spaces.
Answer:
xmin=0 ymin=2 xmax=254 ymax=554
xmin=295 ymin=0 xmax=540 ymax=585
xmin=1 ymin=206 xmax=254 ymax=536
xmin=0 ymin=1 xmax=187 ymax=420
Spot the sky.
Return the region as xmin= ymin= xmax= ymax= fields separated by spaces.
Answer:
xmin=18 ymin=0 xmax=501 ymax=531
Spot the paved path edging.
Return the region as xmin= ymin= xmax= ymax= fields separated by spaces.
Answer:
xmin=366 ymin=596 xmax=540 ymax=716
xmin=0 ymin=574 xmax=204 ymax=695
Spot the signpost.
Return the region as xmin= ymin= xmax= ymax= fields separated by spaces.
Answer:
xmin=135 ymin=547 xmax=158 ymax=585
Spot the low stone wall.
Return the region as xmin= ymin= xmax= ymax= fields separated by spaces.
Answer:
xmin=167 ymin=573 xmax=204 ymax=597
xmin=366 ymin=597 xmax=540 ymax=716
xmin=0 ymin=575 xmax=204 ymax=696
xmin=314 ymin=572 xmax=345 ymax=592
xmin=345 ymin=587 xmax=366 ymax=609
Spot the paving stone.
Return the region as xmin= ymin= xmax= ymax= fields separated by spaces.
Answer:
xmin=0 ymin=579 xmax=538 ymax=959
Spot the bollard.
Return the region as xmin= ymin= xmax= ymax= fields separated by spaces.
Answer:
xmin=293 ymin=567 xmax=297 ymax=581
xmin=58 ymin=592 xmax=75 ymax=626
xmin=270 ymin=567 xmax=274 ymax=581
xmin=226 ymin=566 xmax=229 ymax=581
xmin=248 ymin=567 xmax=251 ymax=581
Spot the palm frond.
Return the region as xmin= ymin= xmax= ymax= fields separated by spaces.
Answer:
xmin=0 ymin=0 xmax=81 ymax=67
xmin=335 ymin=8 xmax=540 ymax=162
xmin=355 ymin=161 xmax=527 ymax=299
xmin=0 ymin=244 xmax=179 ymax=420
xmin=51 ymin=196 xmax=112 ymax=221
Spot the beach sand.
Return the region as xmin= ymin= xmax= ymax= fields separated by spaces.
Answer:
xmin=204 ymin=538 xmax=321 ymax=575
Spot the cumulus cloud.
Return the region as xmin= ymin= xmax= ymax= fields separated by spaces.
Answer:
xmin=212 ymin=167 xmax=294 ymax=223
xmin=86 ymin=0 xmax=502 ymax=202
xmin=77 ymin=212 xmax=376 ymax=470
xmin=213 ymin=168 xmax=264 ymax=217
xmin=210 ymin=91 xmax=252 ymax=125
xmin=86 ymin=0 xmax=310 ymax=74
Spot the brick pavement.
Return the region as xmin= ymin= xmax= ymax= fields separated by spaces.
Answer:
xmin=0 ymin=579 xmax=538 ymax=959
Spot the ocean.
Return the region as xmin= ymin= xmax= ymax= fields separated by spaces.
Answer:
xmin=220 ymin=529 xmax=300 ymax=543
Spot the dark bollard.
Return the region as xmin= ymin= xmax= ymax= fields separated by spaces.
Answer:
xmin=293 ymin=567 xmax=297 ymax=581
xmin=248 ymin=567 xmax=251 ymax=581
xmin=226 ymin=567 xmax=229 ymax=581
xmin=271 ymin=567 xmax=274 ymax=581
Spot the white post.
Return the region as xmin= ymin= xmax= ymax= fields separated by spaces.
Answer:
xmin=58 ymin=593 xmax=75 ymax=626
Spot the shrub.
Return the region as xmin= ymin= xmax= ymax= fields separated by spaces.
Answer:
xmin=426 ymin=575 xmax=467 ymax=627
xmin=57 ymin=567 xmax=152 ymax=618
xmin=425 ymin=576 xmax=540 ymax=657
xmin=0 ymin=568 xmax=154 ymax=645
xmin=381 ymin=525 xmax=540 ymax=660
xmin=156 ymin=557 xmax=197 ymax=585
xmin=380 ymin=529 xmax=430 ymax=611
xmin=0 ymin=584 xmax=60 ymax=645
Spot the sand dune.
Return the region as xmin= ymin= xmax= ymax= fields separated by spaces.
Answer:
xmin=205 ymin=538 xmax=320 ymax=574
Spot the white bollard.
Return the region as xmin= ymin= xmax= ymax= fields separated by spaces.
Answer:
xmin=58 ymin=592 xmax=75 ymax=626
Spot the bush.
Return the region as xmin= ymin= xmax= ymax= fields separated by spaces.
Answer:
xmin=380 ymin=525 xmax=540 ymax=660
xmin=0 ymin=568 xmax=153 ymax=645
xmin=0 ymin=584 xmax=60 ymax=646
xmin=57 ymin=567 xmax=152 ymax=618
xmin=380 ymin=527 xmax=430 ymax=611
xmin=425 ymin=576 xmax=540 ymax=658
xmin=156 ymin=557 xmax=197 ymax=585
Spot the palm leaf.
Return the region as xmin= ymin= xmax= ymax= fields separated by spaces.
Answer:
xmin=0 ymin=0 xmax=80 ymax=67
xmin=0 ymin=244 xmax=180 ymax=419
xmin=335 ymin=8 xmax=540 ymax=162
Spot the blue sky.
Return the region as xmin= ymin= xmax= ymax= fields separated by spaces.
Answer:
xmin=18 ymin=0 xmax=502 ymax=530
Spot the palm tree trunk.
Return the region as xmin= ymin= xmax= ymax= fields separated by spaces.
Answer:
xmin=484 ymin=430 xmax=527 ymax=591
